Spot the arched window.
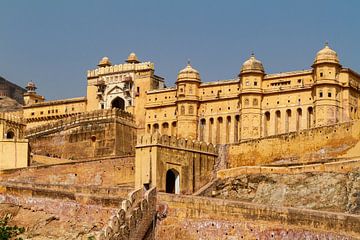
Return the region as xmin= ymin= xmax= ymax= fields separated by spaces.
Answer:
xmin=162 ymin=122 xmax=169 ymax=135
xmin=264 ymin=112 xmax=270 ymax=137
xmin=253 ymin=98 xmax=258 ymax=106
xmin=307 ymin=107 xmax=314 ymax=128
xmin=275 ymin=110 xmax=281 ymax=135
xmin=189 ymin=105 xmax=194 ymax=115
xmin=166 ymin=169 xmax=180 ymax=194
xmin=171 ymin=121 xmax=177 ymax=136
xmin=153 ymin=123 xmax=159 ymax=133
xmin=111 ymin=97 xmax=125 ymax=110
xmin=296 ymin=108 xmax=302 ymax=131
xmin=244 ymin=98 xmax=249 ymax=106
xmin=285 ymin=109 xmax=291 ymax=133
xmin=200 ymin=119 xmax=206 ymax=141
xmin=234 ymin=115 xmax=240 ymax=142
xmin=180 ymin=105 xmax=185 ymax=115
xmin=216 ymin=117 xmax=223 ymax=144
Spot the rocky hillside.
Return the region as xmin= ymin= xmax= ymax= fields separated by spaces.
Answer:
xmin=0 ymin=96 xmax=23 ymax=112
xmin=207 ymin=169 xmax=360 ymax=214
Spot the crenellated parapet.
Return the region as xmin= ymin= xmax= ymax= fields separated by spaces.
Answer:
xmin=87 ymin=62 xmax=155 ymax=78
xmin=95 ymin=187 xmax=157 ymax=240
xmin=136 ymin=133 xmax=218 ymax=195
xmin=0 ymin=112 xmax=26 ymax=126
xmin=25 ymin=109 xmax=134 ymax=138
xmin=136 ymin=132 xmax=217 ymax=155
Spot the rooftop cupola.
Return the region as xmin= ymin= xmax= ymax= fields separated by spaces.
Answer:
xmin=313 ymin=42 xmax=340 ymax=66
xmin=126 ymin=52 xmax=140 ymax=63
xmin=240 ymin=53 xmax=265 ymax=75
xmin=97 ymin=57 xmax=112 ymax=67
xmin=25 ymin=81 xmax=37 ymax=93
xmin=176 ymin=61 xmax=201 ymax=83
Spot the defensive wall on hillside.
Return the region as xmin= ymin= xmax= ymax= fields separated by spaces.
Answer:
xmin=217 ymin=156 xmax=360 ymax=178
xmin=135 ymin=133 xmax=217 ymax=195
xmin=0 ymin=156 xmax=135 ymax=187
xmin=224 ymin=120 xmax=360 ymax=168
xmin=156 ymin=193 xmax=360 ymax=239
xmin=26 ymin=109 xmax=136 ymax=160
xmin=0 ymin=155 xmax=157 ymax=239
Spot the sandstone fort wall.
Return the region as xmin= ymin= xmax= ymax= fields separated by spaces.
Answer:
xmin=226 ymin=120 xmax=360 ymax=168
xmin=156 ymin=193 xmax=360 ymax=239
xmin=0 ymin=156 xmax=135 ymax=187
xmin=26 ymin=109 xmax=136 ymax=160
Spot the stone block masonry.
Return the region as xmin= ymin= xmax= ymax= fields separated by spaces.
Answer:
xmin=225 ymin=120 xmax=360 ymax=167
xmin=26 ymin=109 xmax=136 ymax=160
xmin=156 ymin=193 xmax=360 ymax=239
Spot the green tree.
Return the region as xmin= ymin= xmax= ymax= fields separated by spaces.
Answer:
xmin=0 ymin=214 xmax=24 ymax=240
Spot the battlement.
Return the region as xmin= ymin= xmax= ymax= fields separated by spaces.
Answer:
xmin=136 ymin=132 xmax=217 ymax=155
xmin=97 ymin=187 xmax=156 ymax=239
xmin=25 ymin=108 xmax=134 ymax=138
xmin=0 ymin=112 xmax=26 ymax=126
xmin=87 ymin=62 xmax=154 ymax=78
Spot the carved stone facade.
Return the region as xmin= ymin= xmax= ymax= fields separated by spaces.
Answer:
xmin=145 ymin=44 xmax=360 ymax=144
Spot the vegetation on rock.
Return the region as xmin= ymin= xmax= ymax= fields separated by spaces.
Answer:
xmin=0 ymin=214 xmax=24 ymax=240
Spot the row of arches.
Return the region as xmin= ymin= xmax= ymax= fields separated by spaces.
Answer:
xmin=264 ymin=106 xmax=314 ymax=136
xmin=147 ymin=106 xmax=316 ymax=144
xmin=199 ymin=115 xmax=240 ymax=144
xmin=147 ymin=121 xmax=177 ymax=136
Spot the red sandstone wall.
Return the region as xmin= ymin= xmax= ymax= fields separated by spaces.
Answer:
xmin=156 ymin=193 xmax=360 ymax=240
xmin=0 ymin=156 xmax=135 ymax=187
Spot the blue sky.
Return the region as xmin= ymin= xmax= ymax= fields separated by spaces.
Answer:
xmin=1 ymin=0 xmax=359 ymax=100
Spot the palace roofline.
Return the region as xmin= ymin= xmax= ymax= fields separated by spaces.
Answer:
xmin=23 ymin=97 xmax=86 ymax=108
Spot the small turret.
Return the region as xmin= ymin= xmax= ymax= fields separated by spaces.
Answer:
xmin=97 ymin=57 xmax=112 ymax=67
xmin=23 ymin=81 xmax=44 ymax=105
xmin=126 ymin=52 xmax=140 ymax=64
xmin=25 ymin=81 xmax=37 ymax=93
xmin=175 ymin=61 xmax=201 ymax=139
xmin=312 ymin=42 xmax=341 ymax=126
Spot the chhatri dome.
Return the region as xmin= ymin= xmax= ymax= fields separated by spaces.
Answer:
xmin=97 ymin=57 xmax=112 ymax=67
xmin=25 ymin=81 xmax=37 ymax=93
xmin=176 ymin=61 xmax=201 ymax=83
xmin=126 ymin=52 xmax=140 ymax=63
xmin=313 ymin=42 xmax=339 ymax=65
xmin=240 ymin=53 xmax=265 ymax=74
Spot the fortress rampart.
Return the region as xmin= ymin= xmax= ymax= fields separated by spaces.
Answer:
xmin=156 ymin=193 xmax=360 ymax=239
xmin=136 ymin=133 xmax=217 ymax=195
xmin=225 ymin=120 xmax=360 ymax=167
xmin=26 ymin=109 xmax=136 ymax=160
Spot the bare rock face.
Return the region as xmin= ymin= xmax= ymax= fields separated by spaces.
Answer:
xmin=0 ymin=96 xmax=23 ymax=112
xmin=0 ymin=204 xmax=102 ymax=239
xmin=210 ymin=169 xmax=360 ymax=214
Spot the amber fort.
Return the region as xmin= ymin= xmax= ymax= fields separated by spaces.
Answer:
xmin=0 ymin=43 xmax=359 ymax=239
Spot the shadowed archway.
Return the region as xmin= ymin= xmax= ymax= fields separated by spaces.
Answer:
xmin=166 ymin=169 xmax=180 ymax=194
xmin=111 ymin=97 xmax=125 ymax=110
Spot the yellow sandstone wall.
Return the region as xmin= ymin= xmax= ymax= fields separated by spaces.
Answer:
xmin=0 ymin=140 xmax=28 ymax=169
xmin=226 ymin=120 xmax=360 ymax=168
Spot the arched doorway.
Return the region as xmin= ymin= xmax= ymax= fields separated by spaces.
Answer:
xmin=6 ymin=130 xmax=14 ymax=139
xmin=111 ymin=97 xmax=125 ymax=110
xmin=166 ymin=169 xmax=180 ymax=194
